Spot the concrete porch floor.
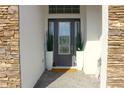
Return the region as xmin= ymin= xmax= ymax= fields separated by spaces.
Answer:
xmin=34 ymin=70 xmax=100 ymax=88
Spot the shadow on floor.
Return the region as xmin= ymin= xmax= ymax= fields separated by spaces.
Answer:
xmin=34 ymin=69 xmax=67 ymax=88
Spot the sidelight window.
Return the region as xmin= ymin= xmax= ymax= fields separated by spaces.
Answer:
xmin=75 ymin=21 xmax=83 ymax=51
xmin=47 ymin=21 xmax=54 ymax=51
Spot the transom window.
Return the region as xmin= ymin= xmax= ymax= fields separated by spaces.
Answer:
xmin=49 ymin=5 xmax=80 ymax=14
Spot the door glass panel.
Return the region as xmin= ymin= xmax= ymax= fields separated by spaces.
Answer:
xmin=58 ymin=22 xmax=70 ymax=54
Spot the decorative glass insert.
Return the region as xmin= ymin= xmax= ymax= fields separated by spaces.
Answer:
xmin=47 ymin=22 xmax=54 ymax=51
xmin=75 ymin=21 xmax=83 ymax=51
xmin=58 ymin=22 xmax=70 ymax=54
xmin=49 ymin=5 xmax=80 ymax=14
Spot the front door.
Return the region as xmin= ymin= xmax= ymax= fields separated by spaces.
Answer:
xmin=49 ymin=19 xmax=80 ymax=67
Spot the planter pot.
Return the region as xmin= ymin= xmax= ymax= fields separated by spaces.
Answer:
xmin=46 ymin=52 xmax=53 ymax=70
xmin=76 ymin=51 xmax=84 ymax=70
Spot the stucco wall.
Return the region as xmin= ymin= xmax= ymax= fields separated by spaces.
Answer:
xmin=83 ymin=6 xmax=102 ymax=74
xmin=0 ymin=6 xmax=20 ymax=88
xmin=19 ymin=5 xmax=45 ymax=88
xmin=108 ymin=6 xmax=124 ymax=88
xmin=100 ymin=6 xmax=108 ymax=88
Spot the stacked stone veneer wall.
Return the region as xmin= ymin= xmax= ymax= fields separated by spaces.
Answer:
xmin=108 ymin=6 xmax=124 ymax=88
xmin=0 ymin=6 xmax=20 ymax=88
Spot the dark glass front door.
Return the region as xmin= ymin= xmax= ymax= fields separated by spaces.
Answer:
xmin=49 ymin=19 xmax=80 ymax=67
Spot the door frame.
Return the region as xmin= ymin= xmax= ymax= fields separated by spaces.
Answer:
xmin=48 ymin=18 xmax=80 ymax=68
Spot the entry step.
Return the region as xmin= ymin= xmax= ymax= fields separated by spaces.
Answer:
xmin=49 ymin=68 xmax=79 ymax=72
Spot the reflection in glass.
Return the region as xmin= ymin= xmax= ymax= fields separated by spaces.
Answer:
xmin=58 ymin=22 xmax=70 ymax=54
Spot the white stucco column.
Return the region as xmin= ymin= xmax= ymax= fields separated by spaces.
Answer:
xmin=20 ymin=5 xmax=46 ymax=88
xmin=100 ymin=5 xmax=108 ymax=88
xmin=83 ymin=6 xmax=102 ymax=74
